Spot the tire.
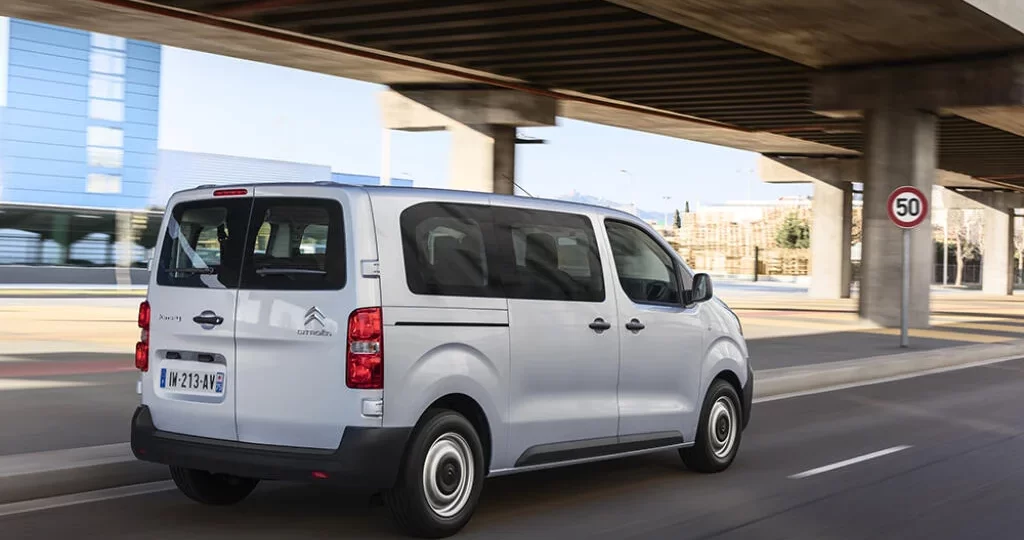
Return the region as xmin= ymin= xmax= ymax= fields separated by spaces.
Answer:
xmin=384 ymin=409 xmax=485 ymax=538
xmin=169 ymin=466 xmax=259 ymax=506
xmin=680 ymin=379 xmax=743 ymax=473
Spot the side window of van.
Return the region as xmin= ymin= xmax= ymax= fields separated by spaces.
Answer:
xmin=401 ymin=202 xmax=502 ymax=298
xmin=496 ymin=207 xmax=604 ymax=302
xmin=605 ymin=220 xmax=681 ymax=305
xmin=156 ymin=199 xmax=251 ymax=289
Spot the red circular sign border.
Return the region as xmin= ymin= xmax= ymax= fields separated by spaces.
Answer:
xmin=886 ymin=186 xmax=929 ymax=229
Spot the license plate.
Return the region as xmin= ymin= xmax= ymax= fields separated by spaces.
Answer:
xmin=160 ymin=368 xmax=224 ymax=395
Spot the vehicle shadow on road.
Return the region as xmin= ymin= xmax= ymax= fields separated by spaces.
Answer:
xmin=187 ymin=451 xmax=699 ymax=538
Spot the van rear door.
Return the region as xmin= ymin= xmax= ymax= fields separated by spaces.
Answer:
xmin=143 ymin=187 xmax=253 ymax=442
xmin=233 ymin=185 xmax=379 ymax=450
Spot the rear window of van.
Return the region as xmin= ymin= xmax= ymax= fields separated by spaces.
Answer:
xmin=156 ymin=197 xmax=345 ymax=290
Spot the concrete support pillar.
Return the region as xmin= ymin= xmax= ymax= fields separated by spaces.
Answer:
xmin=52 ymin=213 xmax=70 ymax=265
xmin=380 ymin=87 xmax=555 ymax=195
xmin=35 ymin=235 xmax=45 ymax=264
xmin=115 ymin=211 xmax=133 ymax=288
xmin=860 ymin=107 xmax=936 ymax=328
xmin=810 ymin=179 xmax=853 ymax=298
xmin=982 ymin=206 xmax=1014 ymax=295
xmin=450 ymin=124 xmax=516 ymax=195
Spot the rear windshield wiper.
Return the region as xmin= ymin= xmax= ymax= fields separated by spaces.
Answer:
xmin=164 ymin=267 xmax=217 ymax=275
xmin=255 ymin=268 xmax=327 ymax=276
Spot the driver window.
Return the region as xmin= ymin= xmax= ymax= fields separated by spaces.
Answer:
xmin=605 ymin=221 xmax=681 ymax=305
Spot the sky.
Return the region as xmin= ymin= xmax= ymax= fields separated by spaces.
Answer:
xmin=157 ymin=47 xmax=811 ymax=213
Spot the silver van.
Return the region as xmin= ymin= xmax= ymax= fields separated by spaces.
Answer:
xmin=130 ymin=183 xmax=752 ymax=538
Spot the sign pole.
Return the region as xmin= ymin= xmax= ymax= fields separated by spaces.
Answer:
xmin=887 ymin=185 xmax=928 ymax=349
xmin=901 ymin=228 xmax=910 ymax=348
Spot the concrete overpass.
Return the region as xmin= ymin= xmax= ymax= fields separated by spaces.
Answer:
xmin=7 ymin=0 xmax=1024 ymax=327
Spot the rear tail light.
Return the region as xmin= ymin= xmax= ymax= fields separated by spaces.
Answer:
xmin=347 ymin=307 xmax=383 ymax=389
xmin=213 ymin=188 xmax=248 ymax=197
xmin=136 ymin=300 xmax=150 ymax=372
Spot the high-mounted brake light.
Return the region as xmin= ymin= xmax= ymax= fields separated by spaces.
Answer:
xmin=135 ymin=300 xmax=150 ymax=372
xmin=346 ymin=307 xmax=383 ymax=389
xmin=213 ymin=188 xmax=248 ymax=197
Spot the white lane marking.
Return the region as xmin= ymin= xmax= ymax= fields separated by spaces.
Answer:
xmin=753 ymin=353 xmax=1023 ymax=404
xmin=0 ymin=443 xmax=134 ymax=478
xmin=0 ymin=481 xmax=175 ymax=518
xmin=0 ymin=379 xmax=94 ymax=391
xmin=789 ymin=445 xmax=912 ymax=479
xmin=0 ymin=356 xmax=40 ymax=363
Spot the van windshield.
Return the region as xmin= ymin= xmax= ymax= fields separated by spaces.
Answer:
xmin=156 ymin=196 xmax=345 ymax=290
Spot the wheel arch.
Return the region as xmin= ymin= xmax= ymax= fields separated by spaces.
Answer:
xmin=713 ymin=369 xmax=743 ymax=403
xmin=421 ymin=393 xmax=493 ymax=474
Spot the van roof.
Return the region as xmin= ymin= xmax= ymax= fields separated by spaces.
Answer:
xmin=173 ymin=181 xmax=643 ymax=221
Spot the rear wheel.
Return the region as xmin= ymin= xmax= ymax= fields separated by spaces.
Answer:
xmin=680 ymin=379 xmax=742 ymax=473
xmin=169 ymin=466 xmax=259 ymax=506
xmin=384 ymin=409 xmax=485 ymax=538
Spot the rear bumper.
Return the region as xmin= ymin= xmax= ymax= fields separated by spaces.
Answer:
xmin=741 ymin=363 xmax=754 ymax=429
xmin=130 ymin=405 xmax=411 ymax=489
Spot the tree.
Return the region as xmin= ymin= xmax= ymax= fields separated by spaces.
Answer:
xmin=684 ymin=201 xmax=690 ymax=213
xmin=775 ymin=213 xmax=811 ymax=249
xmin=1014 ymin=217 xmax=1024 ymax=285
xmin=673 ymin=209 xmax=682 ymax=229
xmin=946 ymin=209 xmax=982 ymax=286
xmin=850 ymin=207 xmax=863 ymax=246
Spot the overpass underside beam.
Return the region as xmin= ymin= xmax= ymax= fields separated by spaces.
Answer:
xmin=380 ymin=87 xmax=556 ymax=195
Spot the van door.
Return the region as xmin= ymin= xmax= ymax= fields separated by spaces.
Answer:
xmin=233 ymin=186 xmax=373 ymax=450
xmin=604 ymin=220 xmax=704 ymax=440
xmin=143 ymin=188 xmax=253 ymax=441
xmin=498 ymin=206 xmax=622 ymax=466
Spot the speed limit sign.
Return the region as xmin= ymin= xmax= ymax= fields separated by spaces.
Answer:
xmin=887 ymin=186 xmax=929 ymax=229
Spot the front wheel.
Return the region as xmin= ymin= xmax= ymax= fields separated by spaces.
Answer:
xmin=680 ymin=379 xmax=743 ymax=473
xmin=169 ymin=466 xmax=259 ymax=505
xmin=384 ymin=409 xmax=485 ymax=538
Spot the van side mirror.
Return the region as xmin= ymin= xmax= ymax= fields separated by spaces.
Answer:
xmin=688 ymin=273 xmax=714 ymax=304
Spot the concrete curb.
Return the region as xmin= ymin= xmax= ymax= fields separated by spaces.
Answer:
xmin=3 ymin=341 xmax=1022 ymax=506
xmin=753 ymin=339 xmax=1024 ymax=400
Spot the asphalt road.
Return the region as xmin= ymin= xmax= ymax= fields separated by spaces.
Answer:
xmin=0 ymin=353 xmax=138 ymax=456
xmin=3 ymin=358 xmax=1023 ymax=539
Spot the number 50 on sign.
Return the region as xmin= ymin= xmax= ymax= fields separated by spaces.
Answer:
xmin=887 ymin=186 xmax=929 ymax=229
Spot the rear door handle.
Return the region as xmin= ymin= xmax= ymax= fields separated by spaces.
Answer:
xmin=193 ymin=313 xmax=224 ymax=326
xmin=625 ymin=318 xmax=645 ymax=332
xmin=589 ymin=318 xmax=612 ymax=332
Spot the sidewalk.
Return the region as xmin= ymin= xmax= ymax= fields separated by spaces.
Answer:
xmin=719 ymin=290 xmax=1024 ymax=369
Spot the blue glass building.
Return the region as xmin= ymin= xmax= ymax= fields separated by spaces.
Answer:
xmin=0 ymin=19 xmax=160 ymax=209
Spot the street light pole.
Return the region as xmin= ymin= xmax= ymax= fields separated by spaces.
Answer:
xmin=619 ymin=169 xmax=636 ymax=215
xmin=380 ymin=128 xmax=391 ymax=186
